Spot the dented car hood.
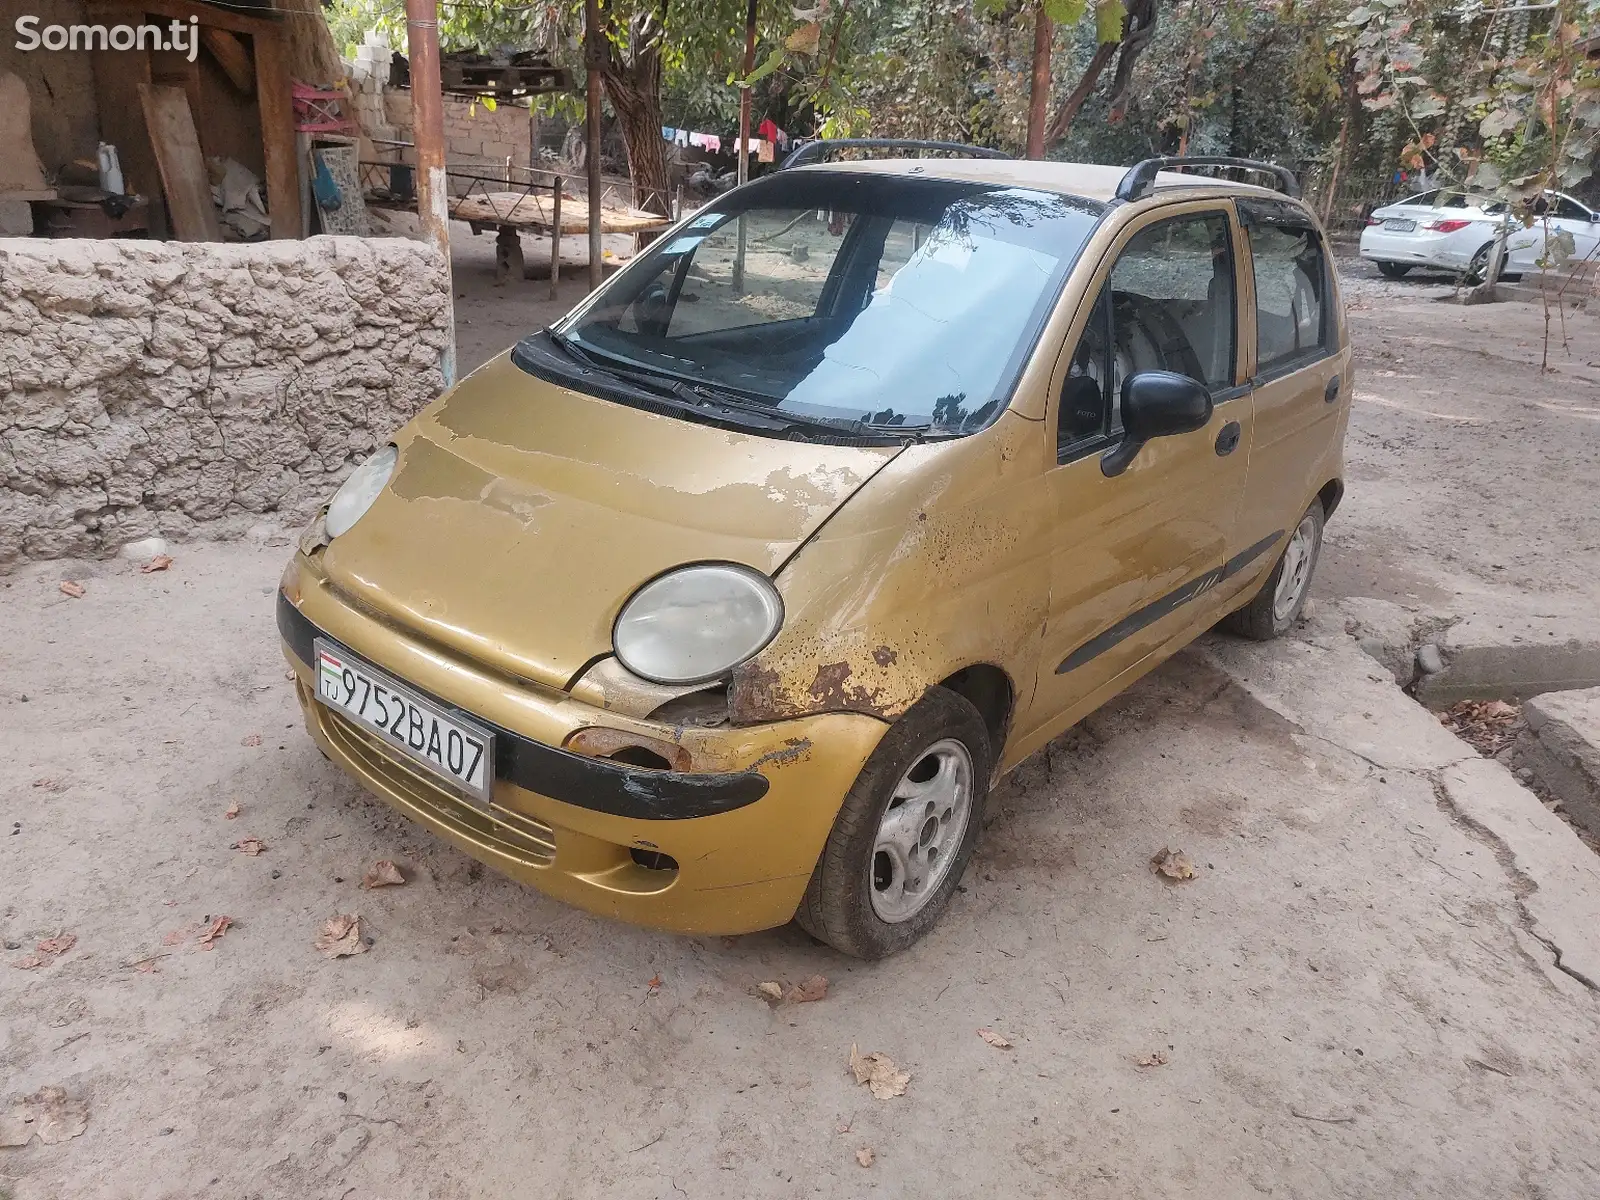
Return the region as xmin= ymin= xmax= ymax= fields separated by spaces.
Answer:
xmin=319 ymin=353 xmax=900 ymax=691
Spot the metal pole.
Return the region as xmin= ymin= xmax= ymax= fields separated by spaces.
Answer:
xmin=732 ymin=0 xmax=757 ymax=294
xmin=405 ymin=0 xmax=455 ymax=385
xmin=585 ymin=0 xmax=604 ymax=291
xmin=550 ymin=177 xmax=562 ymax=301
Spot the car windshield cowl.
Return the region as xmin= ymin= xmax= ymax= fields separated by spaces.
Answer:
xmin=515 ymin=330 xmax=942 ymax=447
xmin=542 ymin=172 xmax=1103 ymax=441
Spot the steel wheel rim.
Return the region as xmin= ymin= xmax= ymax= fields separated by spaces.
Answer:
xmin=869 ymin=739 xmax=974 ymax=924
xmin=1272 ymin=514 xmax=1317 ymax=623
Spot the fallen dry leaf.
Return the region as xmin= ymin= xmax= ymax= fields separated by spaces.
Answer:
xmin=646 ymin=972 xmax=663 ymax=991
xmin=757 ymin=981 xmax=784 ymax=1003
xmin=58 ymin=580 xmax=85 ymax=599
xmin=315 ymin=914 xmax=367 ymax=958
xmin=231 ymin=837 xmax=266 ymax=856
xmin=1136 ymin=1050 xmax=1170 ymax=1068
xmin=788 ymin=974 xmax=829 ymax=1004
xmin=361 ymin=860 xmax=406 ymax=889
xmin=855 ymin=1146 xmax=875 ymax=1168
xmin=224 ymin=801 xmax=240 ymax=820
xmin=0 ymin=1087 xmax=88 ymax=1147
xmin=195 ymin=916 xmax=233 ymax=949
xmin=1439 ymin=698 xmax=1522 ymax=757
xmin=129 ymin=955 xmax=163 ymax=974
xmin=140 ymin=554 xmax=174 ymax=573
xmin=978 ymin=1028 xmax=1014 ymax=1050
xmin=849 ymin=1044 xmax=910 ymax=1100
xmin=11 ymin=933 xmax=76 ymax=970
xmin=240 ymin=733 xmax=262 ymax=747
xmin=1151 ymin=847 xmax=1197 ymax=881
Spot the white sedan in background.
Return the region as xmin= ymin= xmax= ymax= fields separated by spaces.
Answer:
xmin=1359 ymin=188 xmax=1600 ymax=281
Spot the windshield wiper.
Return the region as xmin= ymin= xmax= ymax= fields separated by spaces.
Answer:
xmin=550 ymin=333 xmax=935 ymax=441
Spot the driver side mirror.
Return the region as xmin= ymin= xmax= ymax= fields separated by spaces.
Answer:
xmin=1101 ymin=371 xmax=1213 ymax=477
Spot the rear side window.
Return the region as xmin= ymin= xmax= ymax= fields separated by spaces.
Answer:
xmin=1058 ymin=210 xmax=1236 ymax=460
xmin=1248 ymin=223 xmax=1332 ymax=376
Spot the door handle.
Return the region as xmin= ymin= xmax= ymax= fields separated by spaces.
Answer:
xmin=1324 ymin=375 xmax=1341 ymax=404
xmin=1214 ymin=421 xmax=1241 ymax=456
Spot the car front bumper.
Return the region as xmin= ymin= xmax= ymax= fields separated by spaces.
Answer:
xmin=278 ymin=557 xmax=888 ymax=935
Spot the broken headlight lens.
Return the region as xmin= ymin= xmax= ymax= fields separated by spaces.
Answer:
xmin=613 ymin=564 xmax=783 ymax=685
xmin=324 ymin=445 xmax=397 ymax=539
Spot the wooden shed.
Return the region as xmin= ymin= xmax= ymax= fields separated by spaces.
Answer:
xmin=85 ymin=0 xmax=301 ymax=239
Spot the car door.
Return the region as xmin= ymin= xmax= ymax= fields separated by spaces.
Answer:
xmin=1012 ymin=202 xmax=1253 ymax=758
xmin=1232 ymin=201 xmax=1349 ymax=575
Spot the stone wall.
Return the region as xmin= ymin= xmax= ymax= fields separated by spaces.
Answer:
xmin=0 ymin=236 xmax=450 ymax=567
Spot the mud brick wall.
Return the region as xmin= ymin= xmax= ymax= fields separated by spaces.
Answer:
xmin=0 ymin=236 xmax=450 ymax=567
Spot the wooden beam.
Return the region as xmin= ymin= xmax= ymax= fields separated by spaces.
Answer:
xmin=90 ymin=0 xmax=281 ymax=37
xmin=202 ymin=28 xmax=256 ymax=95
xmin=140 ymin=82 xmax=222 ymax=241
xmin=252 ymin=27 xmax=300 ymax=239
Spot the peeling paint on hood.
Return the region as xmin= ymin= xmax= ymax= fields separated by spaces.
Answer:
xmin=320 ymin=353 xmax=900 ymax=691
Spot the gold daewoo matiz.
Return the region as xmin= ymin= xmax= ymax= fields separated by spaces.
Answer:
xmin=279 ymin=147 xmax=1350 ymax=958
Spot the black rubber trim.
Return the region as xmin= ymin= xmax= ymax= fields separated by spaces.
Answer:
xmin=278 ymin=592 xmax=770 ymax=820
xmin=1055 ymin=530 xmax=1283 ymax=674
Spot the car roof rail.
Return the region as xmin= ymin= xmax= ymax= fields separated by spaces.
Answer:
xmin=1116 ymin=156 xmax=1300 ymax=202
xmin=780 ymin=138 xmax=1011 ymax=171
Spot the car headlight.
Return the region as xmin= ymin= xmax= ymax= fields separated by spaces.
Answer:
xmin=613 ymin=564 xmax=783 ymax=685
xmin=324 ymin=445 xmax=397 ymax=539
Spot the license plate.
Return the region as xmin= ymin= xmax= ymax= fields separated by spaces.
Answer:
xmin=314 ymin=639 xmax=494 ymax=803
xmin=1383 ymin=218 xmax=1417 ymax=232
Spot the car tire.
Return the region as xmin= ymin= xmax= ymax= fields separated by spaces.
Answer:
xmin=1466 ymin=242 xmax=1494 ymax=284
xmin=794 ymin=686 xmax=991 ymax=959
xmin=1375 ymin=261 xmax=1412 ymax=279
xmin=1222 ymin=502 xmax=1325 ymax=642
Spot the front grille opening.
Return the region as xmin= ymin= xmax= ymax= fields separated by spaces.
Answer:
xmin=630 ymin=848 xmax=679 ymax=871
xmin=608 ymin=745 xmax=674 ymax=771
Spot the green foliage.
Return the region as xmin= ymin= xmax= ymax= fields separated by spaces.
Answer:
xmin=1342 ymin=0 xmax=1599 ymax=197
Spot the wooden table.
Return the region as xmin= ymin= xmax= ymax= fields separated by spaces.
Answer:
xmin=449 ymin=188 xmax=672 ymax=293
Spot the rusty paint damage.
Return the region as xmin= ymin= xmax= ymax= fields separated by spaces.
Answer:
xmin=747 ymin=737 xmax=815 ymax=773
xmin=731 ymin=654 xmax=912 ymax=724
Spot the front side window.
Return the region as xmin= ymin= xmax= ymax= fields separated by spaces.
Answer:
xmin=1550 ymin=194 xmax=1591 ymax=221
xmin=1058 ymin=210 xmax=1236 ymax=459
xmin=556 ymin=173 xmax=1103 ymax=436
xmin=1249 ymin=222 xmax=1332 ymax=376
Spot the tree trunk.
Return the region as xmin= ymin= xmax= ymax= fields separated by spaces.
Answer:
xmin=1106 ymin=0 xmax=1158 ymax=121
xmin=1045 ymin=40 xmax=1118 ymax=145
xmin=1025 ymin=5 xmax=1053 ymax=159
xmin=599 ymin=52 xmax=670 ymax=216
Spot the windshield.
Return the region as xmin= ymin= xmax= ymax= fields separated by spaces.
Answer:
xmin=553 ymin=172 xmax=1103 ymax=435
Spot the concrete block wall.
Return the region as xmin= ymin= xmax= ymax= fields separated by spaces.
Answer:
xmin=379 ymin=90 xmax=534 ymax=194
xmin=0 ymin=236 xmax=450 ymax=567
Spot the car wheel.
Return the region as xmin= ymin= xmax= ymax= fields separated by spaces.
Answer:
xmin=1466 ymin=242 xmax=1494 ymax=284
xmin=795 ymin=687 xmax=991 ymax=959
xmin=1375 ymin=261 xmax=1412 ymax=279
xmin=1222 ymin=502 xmax=1325 ymax=642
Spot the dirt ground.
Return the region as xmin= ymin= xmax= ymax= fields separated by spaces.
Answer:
xmin=4 ymin=240 xmax=1600 ymax=1199
xmin=1318 ymin=259 xmax=1600 ymax=614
